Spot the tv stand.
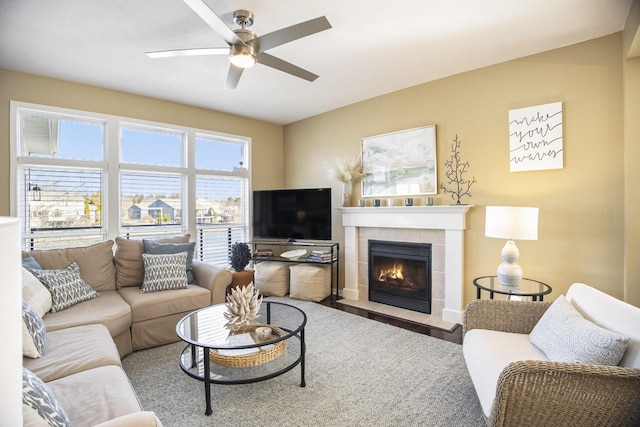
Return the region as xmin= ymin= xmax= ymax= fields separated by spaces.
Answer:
xmin=248 ymin=241 xmax=340 ymax=302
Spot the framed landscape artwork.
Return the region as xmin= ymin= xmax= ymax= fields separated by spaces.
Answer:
xmin=361 ymin=125 xmax=437 ymax=197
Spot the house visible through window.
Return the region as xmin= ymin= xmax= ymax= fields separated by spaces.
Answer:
xmin=12 ymin=101 xmax=250 ymax=267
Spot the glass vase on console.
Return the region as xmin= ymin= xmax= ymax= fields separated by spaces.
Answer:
xmin=341 ymin=181 xmax=352 ymax=207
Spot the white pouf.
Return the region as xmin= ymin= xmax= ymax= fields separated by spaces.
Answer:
xmin=254 ymin=262 xmax=292 ymax=297
xmin=289 ymin=264 xmax=331 ymax=302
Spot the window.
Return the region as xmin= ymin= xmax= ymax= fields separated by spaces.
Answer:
xmin=119 ymin=124 xmax=187 ymax=239
xmin=194 ymin=135 xmax=249 ymax=266
xmin=12 ymin=101 xmax=250 ymax=267
xmin=18 ymin=167 xmax=105 ymax=250
xmin=120 ymin=172 xmax=183 ymax=233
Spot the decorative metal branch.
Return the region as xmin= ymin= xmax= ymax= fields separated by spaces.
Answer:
xmin=439 ymin=135 xmax=477 ymax=205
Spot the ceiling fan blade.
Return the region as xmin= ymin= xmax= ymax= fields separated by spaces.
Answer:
xmin=146 ymin=47 xmax=230 ymax=58
xmin=257 ymin=16 xmax=331 ymax=52
xmin=225 ymin=64 xmax=244 ymax=89
xmin=182 ymin=0 xmax=243 ymax=46
xmin=257 ymin=52 xmax=319 ymax=82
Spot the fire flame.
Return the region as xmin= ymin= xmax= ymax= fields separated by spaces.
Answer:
xmin=378 ymin=263 xmax=404 ymax=281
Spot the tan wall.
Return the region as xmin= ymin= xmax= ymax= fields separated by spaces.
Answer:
xmin=623 ymin=0 xmax=640 ymax=307
xmin=0 ymin=68 xmax=285 ymax=216
xmin=284 ymin=34 xmax=629 ymax=305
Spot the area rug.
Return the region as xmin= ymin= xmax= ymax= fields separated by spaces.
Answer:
xmin=122 ymin=298 xmax=484 ymax=427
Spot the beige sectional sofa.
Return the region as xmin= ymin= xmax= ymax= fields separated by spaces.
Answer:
xmin=21 ymin=236 xmax=233 ymax=426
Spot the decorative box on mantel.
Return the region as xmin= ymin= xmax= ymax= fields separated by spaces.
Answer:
xmin=338 ymin=205 xmax=472 ymax=324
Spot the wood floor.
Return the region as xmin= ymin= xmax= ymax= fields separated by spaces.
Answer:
xmin=318 ymin=297 xmax=463 ymax=345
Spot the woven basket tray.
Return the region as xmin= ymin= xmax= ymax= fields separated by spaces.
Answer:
xmin=209 ymin=324 xmax=287 ymax=368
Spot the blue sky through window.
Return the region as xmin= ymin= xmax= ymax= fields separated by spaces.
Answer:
xmin=38 ymin=121 xmax=245 ymax=200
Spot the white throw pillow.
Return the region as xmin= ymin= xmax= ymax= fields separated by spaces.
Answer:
xmin=22 ymin=300 xmax=46 ymax=358
xmin=140 ymin=251 xmax=189 ymax=293
xmin=22 ymin=267 xmax=52 ymax=317
xmin=530 ymin=295 xmax=629 ymax=365
xmin=22 ymin=367 xmax=71 ymax=427
xmin=31 ymin=262 xmax=99 ymax=312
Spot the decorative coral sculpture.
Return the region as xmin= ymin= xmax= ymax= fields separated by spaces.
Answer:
xmin=224 ymin=283 xmax=262 ymax=327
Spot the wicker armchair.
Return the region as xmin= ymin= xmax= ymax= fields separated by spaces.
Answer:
xmin=463 ymin=299 xmax=640 ymax=427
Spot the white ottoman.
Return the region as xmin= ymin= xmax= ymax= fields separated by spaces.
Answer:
xmin=254 ymin=261 xmax=292 ymax=297
xmin=289 ymin=264 xmax=331 ymax=302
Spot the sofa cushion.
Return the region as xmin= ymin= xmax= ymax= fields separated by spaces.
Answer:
xmin=22 ymin=367 xmax=71 ymax=427
xmin=118 ymin=284 xmax=210 ymax=323
xmin=94 ymin=412 xmax=163 ymax=427
xmin=23 ymin=324 xmax=121 ymax=383
xmin=141 ymin=252 xmax=189 ymax=293
xmin=27 ymin=240 xmax=116 ymax=292
xmin=47 ymin=365 xmax=142 ymax=427
xmin=43 ymin=290 xmax=131 ymax=338
xmin=530 ymin=295 xmax=629 ymax=366
xmin=143 ymin=239 xmax=196 ymax=283
xmin=463 ymin=329 xmax=548 ymax=417
xmin=22 ymin=300 xmax=46 ymax=359
xmin=114 ymin=235 xmax=190 ymax=288
xmin=31 ymin=263 xmax=100 ymax=312
xmin=22 ymin=267 xmax=52 ymax=318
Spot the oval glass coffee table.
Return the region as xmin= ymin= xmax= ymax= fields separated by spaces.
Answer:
xmin=176 ymin=300 xmax=307 ymax=415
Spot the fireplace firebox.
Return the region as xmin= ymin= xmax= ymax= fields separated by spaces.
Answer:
xmin=368 ymin=240 xmax=432 ymax=314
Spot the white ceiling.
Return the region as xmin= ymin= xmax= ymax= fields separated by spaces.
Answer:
xmin=0 ymin=0 xmax=633 ymax=125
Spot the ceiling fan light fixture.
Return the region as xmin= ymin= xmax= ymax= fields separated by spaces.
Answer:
xmin=230 ymin=43 xmax=257 ymax=68
xmin=230 ymin=52 xmax=256 ymax=68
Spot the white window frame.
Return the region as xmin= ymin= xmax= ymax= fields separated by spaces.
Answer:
xmin=10 ymin=100 xmax=251 ymax=260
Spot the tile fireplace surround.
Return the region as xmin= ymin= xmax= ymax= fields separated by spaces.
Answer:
xmin=338 ymin=205 xmax=472 ymax=328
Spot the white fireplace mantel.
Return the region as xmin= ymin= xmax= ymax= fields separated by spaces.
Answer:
xmin=339 ymin=205 xmax=472 ymax=324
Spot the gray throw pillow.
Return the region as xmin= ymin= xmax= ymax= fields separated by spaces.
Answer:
xmin=22 ymin=300 xmax=46 ymax=359
xmin=22 ymin=367 xmax=71 ymax=427
xmin=530 ymin=295 xmax=629 ymax=365
xmin=31 ymin=262 xmax=99 ymax=312
xmin=141 ymin=252 xmax=189 ymax=293
xmin=143 ymin=239 xmax=196 ymax=283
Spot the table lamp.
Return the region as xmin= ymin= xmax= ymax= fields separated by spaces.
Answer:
xmin=485 ymin=206 xmax=538 ymax=287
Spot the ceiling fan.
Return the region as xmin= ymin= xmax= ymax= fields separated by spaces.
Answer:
xmin=146 ymin=0 xmax=332 ymax=89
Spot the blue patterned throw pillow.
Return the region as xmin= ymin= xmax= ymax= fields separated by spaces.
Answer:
xmin=530 ymin=295 xmax=629 ymax=365
xmin=22 ymin=367 xmax=71 ymax=427
xmin=141 ymin=251 xmax=189 ymax=293
xmin=31 ymin=262 xmax=99 ymax=312
xmin=22 ymin=300 xmax=46 ymax=358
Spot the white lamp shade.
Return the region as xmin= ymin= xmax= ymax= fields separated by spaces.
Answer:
xmin=485 ymin=206 xmax=539 ymax=241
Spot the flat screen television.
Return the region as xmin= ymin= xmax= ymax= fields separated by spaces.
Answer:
xmin=253 ymin=188 xmax=332 ymax=241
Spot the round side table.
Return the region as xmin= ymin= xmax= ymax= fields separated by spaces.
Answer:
xmin=473 ymin=276 xmax=551 ymax=301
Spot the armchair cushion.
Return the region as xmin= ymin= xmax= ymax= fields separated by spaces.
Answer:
xmin=463 ymin=328 xmax=548 ymax=416
xmin=530 ymin=295 xmax=629 ymax=366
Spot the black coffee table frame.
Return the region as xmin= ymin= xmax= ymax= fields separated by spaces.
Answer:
xmin=176 ymin=301 xmax=307 ymax=415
